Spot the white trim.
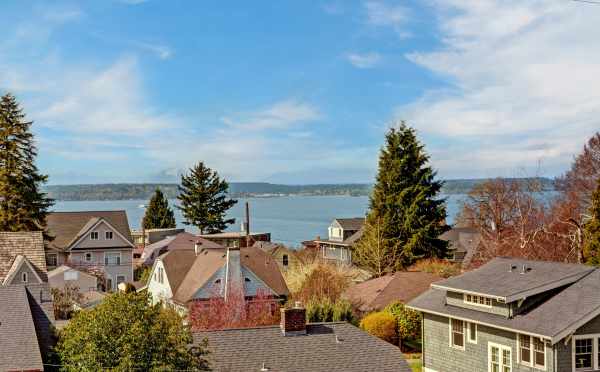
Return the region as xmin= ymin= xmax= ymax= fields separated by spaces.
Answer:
xmin=84 ymin=252 xmax=93 ymax=262
xmin=463 ymin=293 xmax=493 ymax=308
xmin=103 ymin=251 xmax=122 ymax=266
xmin=431 ymin=284 xmax=505 ymax=302
xmin=554 ymin=306 xmax=600 ymax=344
xmin=105 ymin=231 xmax=114 ymax=240
xmin=69 ymin=218 xmax=135 ymax=249
xmin=423 ymin=368 xmax=438 ymax=372
xmin=572 ymin=333 xmax=600 ymax=372
xmin=90 ymin=231 xmax=99 ymax=240
xmin=488 ymin=342 xmax=512 ymax=372
xmin=116 ymin=275 xmax=126 ymax=284
xmin=2 ymin=256 xmax=44 ymax=285
xmin=46 ymin=253 xmax=58 ymax=267
xmin=21 ymin=272 xmax=28 ymax=283
xmin=517 ymin=333 xmax=547 ymax=371
xmin=449 ymin=317 xmax=466 ymax=350
xmin=467 ymin=322 xmax=478 ymax=344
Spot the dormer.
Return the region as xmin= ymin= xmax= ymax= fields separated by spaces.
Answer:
xmin=328 ymin=218 xmax=365 ymax=242
xmin=432 ymin=257 xmax=594 ymax=318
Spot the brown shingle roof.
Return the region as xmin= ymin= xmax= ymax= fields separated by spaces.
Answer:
xmin=343 ymin=271 xmax=442 ymax=312
xmin=0 ymin=232 xmax=47 ymax=283
xmin=142 ymin=232 xmax=222 ymax=265
xmin=46 ymin=211 xmax=133 ymax=250
xmin=194 ymin=322 xmax=411 ymax=372
xmin=0 ymin=285 xmax=44 ymax=371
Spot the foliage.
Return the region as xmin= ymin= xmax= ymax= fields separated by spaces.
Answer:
xmin=0 ymin=93 xmax=53 ymax=233
xmin=51 ymin=285 xmax=83 ymax=320
xmin=408 ymin=258 xmax=460 ymax=278
xmin=189 ymin=287 xmax=280 ymax=330
xmin=55 ymin=291 xmax=209 ymax=371
xmin=384 ymin=301 xmax=421 ymax=341
xmin=305 ymin=298 xmax=355 ymax=323
xmin=359 ymin=311 xmax=397 ymax=344
xmin=332 ymin=298 xmax=355 ymax=323
xmin=293 ymin=263 xmax=351 ymax=303
xmin=584 ymin=179 xmax=600 ymax=266
xmin=359 ymin=122 xmax=449 ymax=272
xmin=353 ymin=217 xmax=398 ymax=277
xmin=142 ymin=188 xmax=176 ymax=229
xmin=134 ymin=265 xmax=152 ymax=283
xmin=177 ymin=162 xmax=237 ymax=234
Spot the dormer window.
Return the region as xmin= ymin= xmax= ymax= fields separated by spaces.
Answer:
xmin=105 ymin=231 xmax=113 ymax=240
xmin=21 ymin=272 xmax=28 ymax=283
xmin=244 ymin=278 xmax=251 ymax=282
xmin=464 ymin=293 xmax=492 ymax=308
xmin=282 ymin=254 xmax=289 ymax=267
xmin=90 ymin=231 xmax=99 ymax=240
xmin=215 ymin=279 xmax=221 ymax=284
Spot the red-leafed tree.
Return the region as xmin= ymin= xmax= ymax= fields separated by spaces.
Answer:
xmin=188 ymin=286 xmax=281 ymax=331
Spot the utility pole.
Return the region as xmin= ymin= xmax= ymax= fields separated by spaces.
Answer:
xmin=245 ymin=202 xmax=250 ymax=247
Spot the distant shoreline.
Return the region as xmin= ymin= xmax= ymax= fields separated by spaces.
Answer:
xmin=44 ymin=178 xmax=555 ymax=201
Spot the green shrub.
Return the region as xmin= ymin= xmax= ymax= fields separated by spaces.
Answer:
xmin=318 ymin=297 xmax=334 ymax=322
xmin=384 ymin=301 xmax=421 ymax=341
xmin=306 ymin=299 xmax=321 ymax=323
xmin=359 ymin=311 xmax=397 ymax=343
xmin=332 ymin=299 xmax=355 ymax=323
xmin=305 ymin=298 xmax=356 ymax=323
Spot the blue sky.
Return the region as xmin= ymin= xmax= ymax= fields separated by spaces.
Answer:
xmin=1 ymin=1 xmax=599 ymax=185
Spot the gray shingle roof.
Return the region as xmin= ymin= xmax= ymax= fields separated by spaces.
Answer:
xmin=194 ymin=322 xmax=411 ymax=372
xmin=334 ymin=218 xmax=365 ymax=231
xmin=408 ymin=268 xmax=600 ymax=344
xmin=431 ymin=257 xmax=593 ymax=302
xmin=0 ymin=285 xmax=44 ymax=371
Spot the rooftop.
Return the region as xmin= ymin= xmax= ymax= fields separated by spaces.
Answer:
xmin=334 ymin=217 xmax=365 ymax=231
xmin=0 ymin=232 xmax=47 ymax=283
xmin=198 ymin=231 xmax=269 ymax=238
xmin=194 ymin=322 xmax=410 ymax=372
xmin=431 ymin=257 xmax=593 ymax=302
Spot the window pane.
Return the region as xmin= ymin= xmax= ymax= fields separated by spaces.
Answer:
xmin=575 ymin=339 xmax=593 ymax=368
xmin=469 ymin=323 xmax=476 ymax=341
xmin=533 ymin=338 xmax=544 ymax=366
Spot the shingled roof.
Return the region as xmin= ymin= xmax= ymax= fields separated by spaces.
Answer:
xmin=141 ymin=232 xmax=222 ymax=265
xmin=343 ymin=271 xmax=442 ymax=312
xmin=194 ymin=322 xmax=411 ymax=372
xmin=0 ymin=285 xmax=44 ymax=371
xmin=0 ymin=232 xmax=47 ymax=283
xmin=46 ymin=211 xmax=133 ymax=251
xmin=334 ymin=218 xmax=365 ymax=231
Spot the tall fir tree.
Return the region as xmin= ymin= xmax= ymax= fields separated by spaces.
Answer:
xmin=142 ymin=188 xmax=176 ymax=230
xmin=584 ymin=178 xmax=600 ymax=266
xmin=0 ymin=93 xmax=53 ymax=232
xmin=177 ymin=162 xmax=237 ymax=234
xmin=356 ymin=121 xmax=449 ymax=272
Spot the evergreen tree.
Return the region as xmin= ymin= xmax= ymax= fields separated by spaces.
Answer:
xmin=584 ymin=178 xmax=600 ymax=266
xmin=357 ymin=121 xmax=449 ymax=271
xmin=177 ymin=162 xmax=237 ymax=234
xmin=142 ymin=188 xmax=176 ymax=230
xmin=0 ymin=93 xmax=53 ymax=232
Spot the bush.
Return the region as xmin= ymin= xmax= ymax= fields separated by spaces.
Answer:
xmin=332 ymin=299 xmax=355 ymax=323
xmin=305 ymin=298 xmax=356 ymax=323
xmin=384 ymin=301 xmax=421 ymax=341
xmin=409 ymin=258 xmax=460 ymax=278
xmin=359 ymin=311 xmax=397 ymax=344
xmin=294 ymin=263 xmax=350 ymax=303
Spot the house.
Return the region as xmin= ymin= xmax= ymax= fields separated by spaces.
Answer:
xmin=131 ymin=227 xmax=184 ymax=246
xmin=254 ymin=241 xmax=299 ymax=272
xmin=48 ymin=264 xmax=99 ymax=292
xmin=139 ymin=232 xmax=222 ymax=267
xmin=193 ymin=304 xmax=411 ymax=372
xmin=147 ymin=244 xmax=289 ymax=311
xmin=314 ymin=217 xmax=365 ymax=264
xmin=407 ymin=257 xmax=600 ymax=372
xmin=199 ymin=231 xmax=271 ymax=248
xmin=0 ymin=232 xmax=55 ymax=369
xmin=440 ymin=226 xmax=481 ymax=267
xmin=343 ymin=271 xmax=442 ymax=312
xmin=45 ymin=210 xmax=135 ymax=291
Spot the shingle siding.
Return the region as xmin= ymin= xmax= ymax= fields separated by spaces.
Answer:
xmin=446 ymin=290 xmax=510 ymax=317
xmin=423 ymin=313 xmax=554 ymax=372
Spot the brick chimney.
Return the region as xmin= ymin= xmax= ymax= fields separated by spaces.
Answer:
xmin=280 ymin=302 xmax=306 ymax=336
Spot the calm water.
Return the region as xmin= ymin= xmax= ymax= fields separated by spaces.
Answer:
xmin=52 ymin=195 xmax=468 ymax=247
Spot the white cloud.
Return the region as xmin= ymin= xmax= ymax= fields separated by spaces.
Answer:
xmin=221 ymin=100 xmax=321 ymax=131
xmin=346 ymin=52 xmax=381 ymax=68
xmin=364 ymin=1 xmax=410 ymax=36
xmin=399 ymin=0 xmax=600 ymax=177
xmin=136 ymin=42 xmax=173 ymax=60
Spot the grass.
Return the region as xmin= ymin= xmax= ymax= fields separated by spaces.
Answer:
xmin=406 ymin=358 xmax=422 ymax=372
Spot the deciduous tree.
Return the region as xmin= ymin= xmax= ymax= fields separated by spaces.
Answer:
xmin=142 ymin=188 xmax=176 ymax=229
xmin=584 ymin=179 xmax=600 ymax=265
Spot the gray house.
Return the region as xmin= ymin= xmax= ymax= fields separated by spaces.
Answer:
xmin=314 ymin=217 xmax=364 ymax=264
xmin=407 ymin=257 xmax=600 ymax=372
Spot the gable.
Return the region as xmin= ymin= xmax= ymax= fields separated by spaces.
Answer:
xmin=71 ymin=219 xmax=134 ymax=249
xmin=4 ymin=257 xmax=43 ymax=285
xmin=0 ymin=232 xmax=47 ymax=283
xmin=191 ymin=266 xmax=277 ymax=300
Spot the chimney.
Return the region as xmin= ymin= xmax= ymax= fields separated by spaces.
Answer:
xmin=194 ymin=240 xmax=202 ymax=256
xmin=280 ymin=302 xmax=307 ymax=336
xmin=224 ymin=246 xmax=243 ymax=301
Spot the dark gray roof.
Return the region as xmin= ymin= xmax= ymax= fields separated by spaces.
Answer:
xmin=0 ymin=285 xmax=44 ymax=371
xmin=408 ymin=268 xmax=600 ymax=344
xmin=432 ymin=257 xmax=593 ymax=302
xmin=334 ymin=218 xmax=365 ymax=231
xmin=194 ymin=322 xmax=410 ymax=372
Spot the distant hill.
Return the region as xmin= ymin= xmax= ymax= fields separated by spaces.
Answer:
xmin=44 ymin=178 xmax=556 ymax=201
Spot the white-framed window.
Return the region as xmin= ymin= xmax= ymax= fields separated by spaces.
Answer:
xmin=518 ymin=334 xmax=546 ymax=370
xmin=116 ymin=275 xmax=126 ymax=284
xmin=21 ymin=272 xmax=28 ymax=283
xmin=573 ymin=336 xmax=595 ymax=371
xmin=104 ymin=252 xmax=121 ymax=266
xmin=90 ymin=231 xmax=99 ymax=240
xmin=84 ymin=253 xmax=93 ymax=262
xmin=449 ymin=318 xmax=465 ymax=349
xmin=468 ymin=322 xmax=477 ymax=344
xmin=105 ymin=231 xmax=113 ymax=240
xmin=46 ymin=253 xmax=58 ymax=267
xmin=157 ymin=267 xmax=164 ymax=284
xmin=488 ymin=342 xmax=512 ymax=372
xmin=464 ymin=293 xmax=493 ymax=308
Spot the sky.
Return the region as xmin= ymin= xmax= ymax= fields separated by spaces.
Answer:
xmin=0 ymin=0 xmax=599 ymax=185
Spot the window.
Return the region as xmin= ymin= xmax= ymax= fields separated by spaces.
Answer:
xmin=157 ymin=267 xmax=164 ymax=284
xmin=104 ymin=252 xmax=121 ymax=265
xmin=46 ymin=253 xmax=57 ymax=267
xmin=450 ymin=318 xmax=465 ymax=349
xmin=244 ymin=277 xmax=251 ymax=282
xmin=518 ymin=334 xmax=545 ymax=369
xmin=90 ymin=231 xmax=99 ymax=240
xmin=21 ymin=272 xmax=28 ymax=283
xmin=468 ymin=322 xmax=477 ymax=344
xmin=116 ymin=275 xmax=126 ymax=284
xmin=575 ymin=338 xmax=593 ymax=370
xmin=489 ymin=343 xmax=511 ymax=372
xmin=282 ymin=254 xmax=289 ymax=267
xmin=84 ymin=253 xmax=93 ymax=262
xmin=464 ymin=293 xmax=493 ymax=308
xmin=105 ymin=231 xmax=113 ymax=240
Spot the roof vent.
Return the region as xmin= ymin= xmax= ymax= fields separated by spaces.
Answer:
xmin=509 ymin=265 xmax=517 ymax=272
xmin=335 ymin=334 xmax=342 ymax=344
xmin=520 ymin=265 xmax=531 ymax=274
xmin=260 ymin=362 xmax=269 ymax=371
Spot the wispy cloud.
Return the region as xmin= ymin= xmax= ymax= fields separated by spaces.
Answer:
xmin=42 ymin=8 xmax=83 ymax=24
xmin=400 ymin=0 xmax=600 ymax=177
xmin=364 ymin=1 xmax=410 ymax=37
xmin=135 ymin=42 xmax=173 ymax=60
xmin=346 ymin=52 xmax=381 ymax=68
xmin=221 ymin=100 xmax=321 ymax=131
